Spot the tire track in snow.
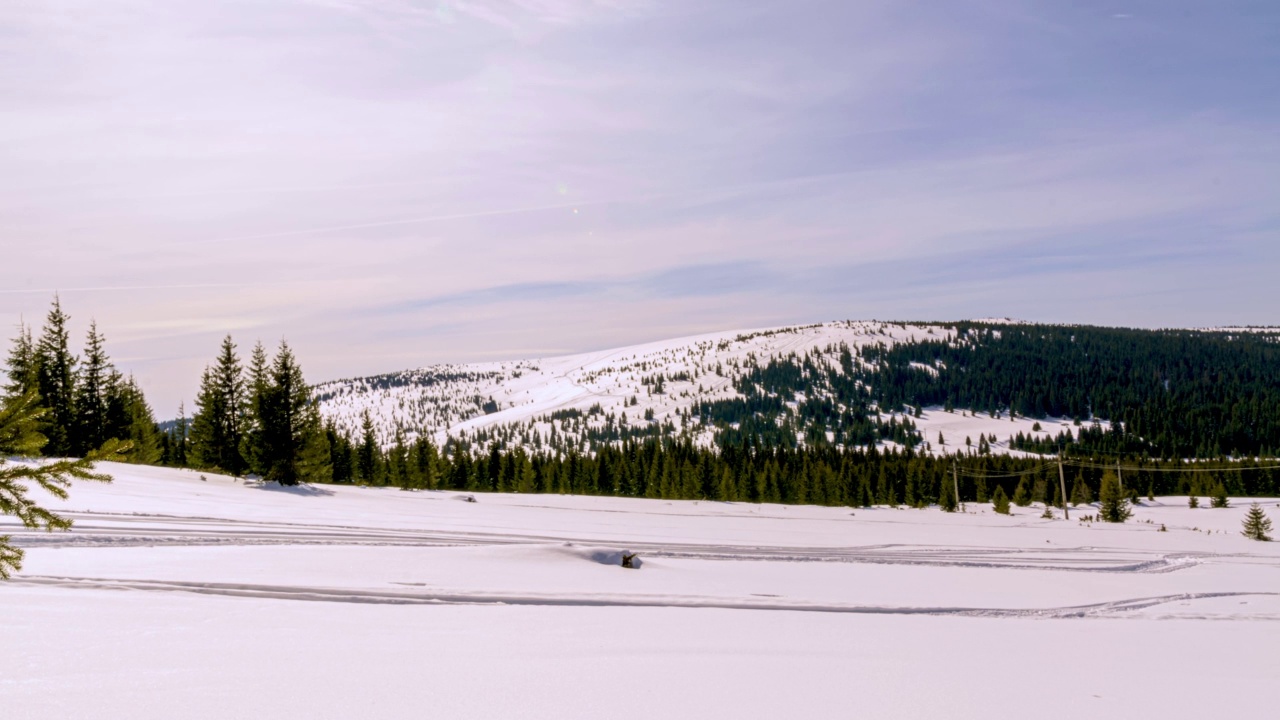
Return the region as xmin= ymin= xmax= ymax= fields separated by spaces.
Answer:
xmin=14 ymin=509 xmax=1276 ymax=576
xmin=4 ymin=512 xmax=1239 ymax=574
xmin=8 ymin=575 xmax=1277 ymax=619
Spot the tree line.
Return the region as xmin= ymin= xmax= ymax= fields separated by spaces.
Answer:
xmin=858 ymin=323 xmax=1280 ymax=458
xmin=5 ymin=297 xmax=158 ymax=462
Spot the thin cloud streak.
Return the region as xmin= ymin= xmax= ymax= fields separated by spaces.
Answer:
xmin=0 ymin=0 xmax=1277 ymax=414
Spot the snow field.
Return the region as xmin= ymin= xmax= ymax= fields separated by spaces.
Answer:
xmin=3 ymin=462 xmax=1279 ymax=719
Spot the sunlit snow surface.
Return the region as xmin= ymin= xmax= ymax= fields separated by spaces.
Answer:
xmin=3 ymin=463 xmax=1279 ymax=718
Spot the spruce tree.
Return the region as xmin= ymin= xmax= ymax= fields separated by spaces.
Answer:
xmin=991 ymin=485 xmax=1010 ymax=514
xmin=0 ymin=391 xmax=120 ymax=578
xmin=389 ymin=431 xmax=411 ymax=490
xmin=259 ymin=342 xmax=330 ymax=485
xmin=938 ymin=477 xmax=958 ymax=512
xmin=34 ymin=297 xmax=77 ymax=457
xmin=239 ymin=341 xmax=270 ymax=476
xmin=1241 ymin=503 xmax=1273 ymax=541
xmin=1012 ymin=476 xmax=1031 ymax=506
xmin=356 ymin=410 xmax=379 ymax=485
xmin=1210 ymin=482 xmax=1230 ymax=509
xmin=170 ymin=403 xmax=190 ymax=467
xmin=1069 ymin=471 xmax=1091 ymax=506
xmin=4 ymin=320 xmax=38 ymax=400
xmin=74 ymin=321 xmax=111 ymax=455
xmin=1098 ymin=470 xmax=1132 ymax=523
xmin=188 ymin=337 xmax=247 ymax=475
xmin=106 ymin=375 xmax=160 ymax=465
xmin=326 ymin=421 xmax=355 ymax=484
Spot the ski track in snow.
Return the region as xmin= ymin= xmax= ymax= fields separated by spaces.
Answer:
xmin=9 ymin=574 xmax=1276 ymax=620
xmin=4 ymin=510 xmax=1231 ymax=574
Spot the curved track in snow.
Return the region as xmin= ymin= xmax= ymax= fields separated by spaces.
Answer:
xmin=4 ymin=510 xmax=1246 ymax=575
xmin=8 ymin=574 xmax=1277 ymax=619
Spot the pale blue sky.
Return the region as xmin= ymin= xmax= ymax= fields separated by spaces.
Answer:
xmin=2 ymin=1 xmax=1278 ymax=413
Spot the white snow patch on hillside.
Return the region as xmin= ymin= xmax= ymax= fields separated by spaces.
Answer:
xmin=317 ymin=320 xmax=961 ymax=451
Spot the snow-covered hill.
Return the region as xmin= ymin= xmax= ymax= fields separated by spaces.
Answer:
xmin=315 ymin=320 xmax=1082 ymax=455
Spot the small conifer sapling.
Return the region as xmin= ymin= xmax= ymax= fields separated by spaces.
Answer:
xmin=1098 ymin=471 xmax=1132 ymax=523
xmin=1210 ymin=482 xmax=1230 ymax=509
xmin=1241 ymin=504 xmax=1273 ymax=542
xmin=992 ymin=485 xmax=1010 ymax=515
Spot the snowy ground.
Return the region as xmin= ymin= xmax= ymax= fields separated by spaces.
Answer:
xmin=4 ymin=463 xmax=1279 ymax=718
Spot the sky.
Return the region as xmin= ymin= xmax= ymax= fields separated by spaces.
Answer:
xmin=2 ymin=0 xmax=1278 ymax=414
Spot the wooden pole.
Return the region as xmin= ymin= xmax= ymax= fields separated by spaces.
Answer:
xmin=953 ymin=461 xmax=962 ymax=513
xmin=1117 ymin=460 xmax=1124 ymax=492
xmin=1058 ymin=457 xmax=1070 ymax=520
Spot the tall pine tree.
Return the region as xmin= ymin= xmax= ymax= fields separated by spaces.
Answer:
xmin=34 ymin=297 xmax=77 ymax=457
xmin=189 ymin=337 xmax=248 ymax=475
xmin=239 ymin=341 xmax=270 ymax=476
xmin=106 ymin=374 xmax=160 ymax=465
xmin=259 ymin=342 xmax=330 ymax=485
xmin=74 ymin=321 xmax=111 ymax=455
xmin=4 ymin=320 xmax=38 ymax=400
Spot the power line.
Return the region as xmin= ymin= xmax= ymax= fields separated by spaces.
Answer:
xmin=1063 ymin=459 xmax=1280 ymax=474
xmin=954 ymin=463 xmax=1056 ymax=479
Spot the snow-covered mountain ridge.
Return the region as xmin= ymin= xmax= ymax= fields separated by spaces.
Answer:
xmin=315 ymin=320 xmax=1082 ymax=457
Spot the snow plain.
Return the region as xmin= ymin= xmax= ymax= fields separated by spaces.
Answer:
xmin=4 ymin=462 xmax=1280 ymax=719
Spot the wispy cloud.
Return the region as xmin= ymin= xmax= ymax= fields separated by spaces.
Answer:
xmin=1 ymin=0 xmax=1277 ymax=412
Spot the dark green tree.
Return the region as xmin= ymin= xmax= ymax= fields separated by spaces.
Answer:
xmin=189 ymin=336 xmax=247 ymax=475
xmin=34 ymin=297 xmax=77 ymax=457
xmin=991 ymin=485 xmax=1010 ymax=514
xmin=167 ymin=403 xmax=190 ymax=467
xmin=239 ymin=342 xmax=270 ymax=476
xmin=416 ymin=437 xmax=441 ymax=490
xmin=1241 ymin=503 xmax=1273 ymax=541
xmin=73 ymin=321 xmax=111 ymax=455
xmin=1069 ymin=471 xmax=1092 ymax=506
xmin=1210 ymin=481 xmax=1230 ymax=509
xmin=356 ymin=410 xmax=380 ymax=485
xmin=259 ymin=342 xmax=330 ymax=485
xmin=326 ymin=421 xmax=355 ymax=484
xmin=389 ymin=431 xmax=411 ymax=490
xmin=1098 ymin=470 xmax=1132 ymax=523
xmin=938 ymin=476 xmax=958 ymax=512
xmin=1012 ymin=476 xmax=1031 ymax=506
xmin=105 ymin=374 xmax=160 ymax=465
xmin=4 ymin=320 xmax=38 ymax=400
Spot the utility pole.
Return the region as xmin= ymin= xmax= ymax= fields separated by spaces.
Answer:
xmin=953 ymin=461 xmax=962 ymax=513
xmin=1116 ymin=459 xmax=1124 ymax=492
xmin=1057 ymin=457 xmax=1070 ymax=520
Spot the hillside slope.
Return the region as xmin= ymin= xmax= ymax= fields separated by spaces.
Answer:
xmin=315 ymin=320 xmax=1280 ymax=459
